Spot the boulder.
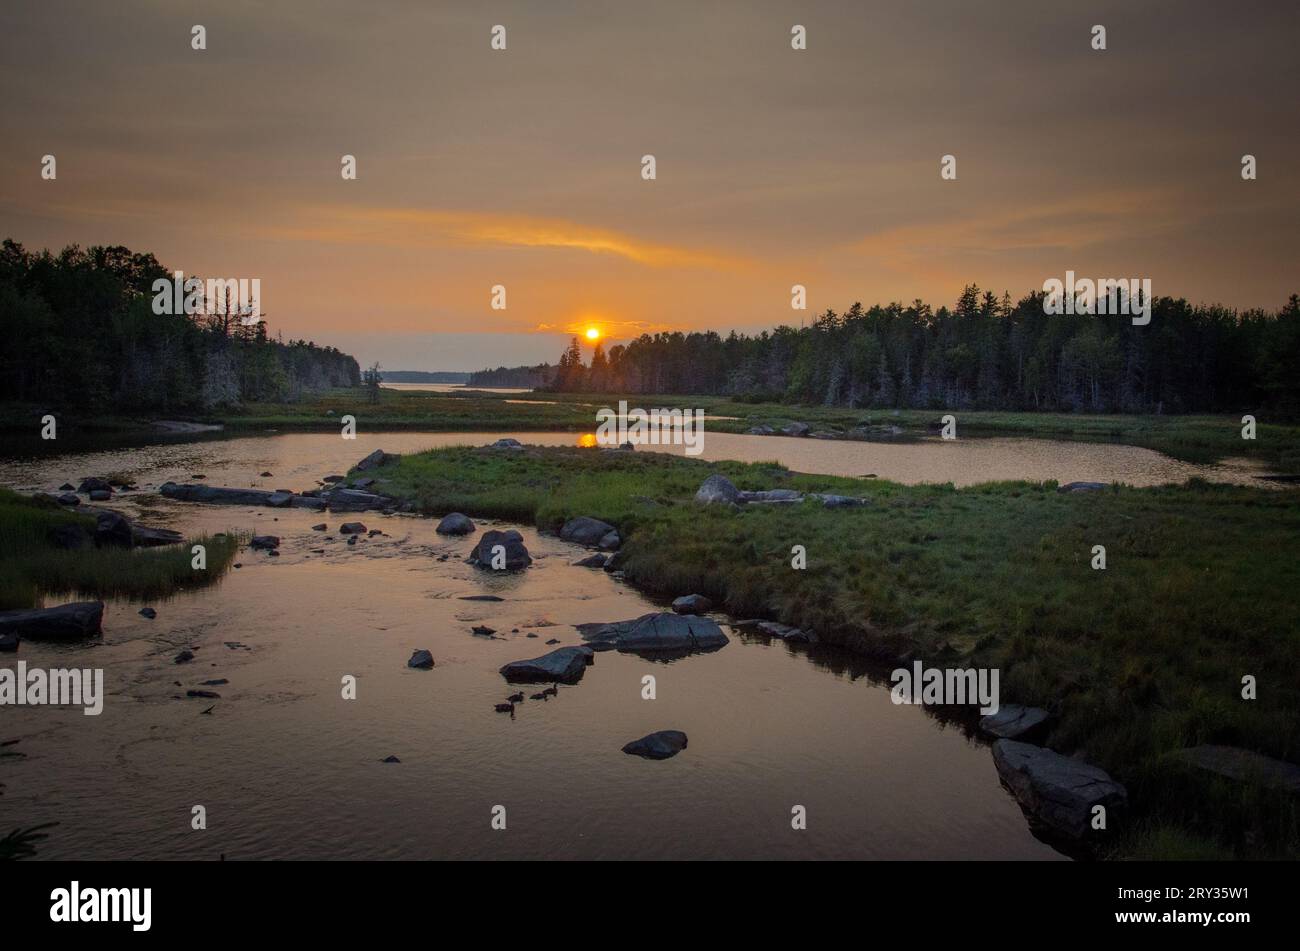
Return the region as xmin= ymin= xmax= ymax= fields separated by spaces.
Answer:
xmin=810 ymin=493 xmax=870 ymax=508
xmin=436 ymin=513 xmax=476 ymax=535
xmin=671 ymin=594 xmax=712 ymax=615
xmin=338 ymin=523 xmax=367 ymax=535
xmin=1058 ymin=482 xmax=1108 ymax=494
xmin=560 ymin=516 xmax=617 ymax=547
xmin=695 ymin=473 xmax=741 ymax=505
xmin=356 ymin=449 xmax=398 ymax=471
xmin=598 ymin=531 xmax=621 ymax=550
xmin=782 ymin=422 xmax=811 ymax=437
xmin=574 ymin=553 xmax=608 ymax=569
xmin=88 ymin=489 xmax=112 ymax=502
xmin=0 ymin=602 xmax=104 ymax=641
xmin=738 ymin=488 xmax=802 ymax=504
xmin=992 ymin=740 xmax=1127 ymax=840
xmin=249 ymin=535 xmax=280 ymax=551
xmin=499 ymin=645 xmax=594 ymax=684
xmin=139 ymin=607 xmax=157 ymax=619
xmin=980 ymin=705 xmax=1051 ymax=741
xmin=311 ymin=523 xmax=327 ymax=532
xmin=468 ymin=529 xmax=532 ymax=571
xmin=622 ymin=730 xmax=688 ymax=760
xmin=326 ymin=488 xmax=392 ymax=511
xmin=94 ymin=511 xmax=134 ymax=547
xmin=1173 ymin=745 xmax=1300 ymax=793
xmin=407 ymin=649 xmax=435 ymax=670
xmin=755 ymin=620 xmax=817 ymax=643
xmin=57 ymin=493 xmax=80 ymax=506
xmin=747 ymin=425 xmax=775 ymax=435
xmin=77 ymin=477 xmax=112 ymax=494
xmin=576 ymin=612 xmax=729 ymax=654
xmin=290 ymin=496 xmax=327 ymax=511
xmin=487 ymin=438 xmax=523 ymax=450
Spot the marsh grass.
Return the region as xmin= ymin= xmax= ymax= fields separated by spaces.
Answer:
xmin=0 ymin=489 xmax=239 ymax=610
xmin=377 ymin=445 xmax=1300 ymax=858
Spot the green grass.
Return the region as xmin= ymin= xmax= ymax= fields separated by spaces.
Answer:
xmin=371 ymin=444 xmax=1300 ymax=859
xmin=0 ymin=489 xmax=239 ymax=610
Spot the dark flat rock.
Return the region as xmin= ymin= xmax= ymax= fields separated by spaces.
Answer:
xmin=671 ymin=594 xmax=712 ymax=615
xmin=576 ymin=612 xmax=728 ymax=654
xmin=408 ymin=649 xmax=434 ymax=669
xmin=1174 ymin=745 xmax=1300 ymax=793
xmin=992 ymin=740 xmax=1127 ymax=841
xmin=0 ymin=602 xmax=104 ymax=641
xmin=980 ymin=705 xmax=1051 ymax=741
xmin=499 ymin=646 xmax=594 ymax=684
xmin=560 ymin=516 xmax=617 ymax=547
xmin=622 ymin=730 xmax=688 ymax=760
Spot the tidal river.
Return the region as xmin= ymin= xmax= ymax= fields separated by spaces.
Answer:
xmin=5 ymin=425 xmax=1244 ymax=860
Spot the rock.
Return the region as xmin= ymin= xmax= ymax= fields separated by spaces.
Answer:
xmin=131 ymin=524 xmax=183 ymax=547
xmin=980 ymin=705 xmax=1051 ymax=741
xmin=499 ymin=646 xmax=595 ymax=684
xmin=754 ymin=620 xmax=818 ymax=644
xmin=260 ymin=471 xmax=274 ymax=478
xmin=810 ymin=493 xmax=870 ymax=508
xmin=747 ymin=425 xmax=775 ymax=435
xmin=381 ymin=755 xmax=401 ymax=763
xmin=161 ymin=483 xmax=301 ymax=507
xmin=187 ymin=690 xmax=221 ymax=699
xmin=0 ymin=632 xmax=18 ymax=652
xmin=249 ymin=535 xmax=280 ymax=550
xmin=622 ymin=730 xmax=688 ymax=760
xmin=93 ymin=511 xmax=133 ymax=547
xmin=1173 ymin=745 xmax=1300 ymax=793
xmin=471 ymin=625 xmax=496 ymax=637
xmin=88 ymin=489 xmax=112 ymax=502
xmin=1058 ymin=482 xmax=1109 ymax=494
xmin=58 ymin=483 xmax=75 ymax=491
xmin=347 ymin=536 xmax=357 ymax=546
xmin=265 ymin=491 xmax=294 ymax=508
xmin=992 ymin=740 xmax=1127 ymax=841
xmin=338 ymin=522 xmax=367 ymax=535
xmin=407 ymin=649 xmax=435 ymax=669
xmin=487 ymin=438 xmax=523 ymax=450
xmin=139 ymin=607 xmax=157 ymax=619
xmin=545 ymin=638 xmax=560 ymax=645
xmin=356 ymin=449 xmax=398 ymax=471
xmin=671 ymin=594 xmax=712 ymax=615
xmin=738 ymin=489 xmax=802 ymax=504
xmin=78 ymin=477 xmax=112 ymax=494
xmin=468 ymin=529 xmax=532 ymax=571
xmin=290 ymin=496 xmax=328 ymax=511
xmin=695 ymin=473 xmax=741 ymax=505
xmin=459 ymin=595 xmax=504 ymax=602
xmin=57 ymin=492 xmax=80 ymax=506
xmin=174 ymin=649 xmax=194 ymax=664
xmin=436 ymin=512 xmax=476 ymax=535
xmin=325 ymin=488 xmax=392 ymax=511
xmin=0 ymin=602 xmax=104 ymax=642
xmin=322 ymin=475 xmax=345 ymax=483
xmin=560 ymin=516 xmax=617 ymax=547
xmin=577 ymin=612 xmax=729 ymax=654
xmin=782 ymin=422 xmax=811 ymax=437
xmin=311 ymin=523 xmax=327 ymax=531
xmin=574 ymin=553 xmax=608 ymax=568
xmin=598 ymin=531 xmax=621 ymax=551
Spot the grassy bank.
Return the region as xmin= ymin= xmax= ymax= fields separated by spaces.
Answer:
xmin=0 ymin=489 xmax=238 ymax=610
xmin=365 ymin=444 xmax=1300 ymax=859
xmin=5 ymin=389 xmax=1297 ymax=471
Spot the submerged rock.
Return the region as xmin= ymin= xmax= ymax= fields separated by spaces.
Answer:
xmin=577 ymin=612 xmax=729 ymax=654
xmin=573 ymin=553 xmax=608 ymax=569
xmin=139 ymin=607 xmax=157 ymax=620
xmin=560 ymin=516 xmax=617 ymax=547
xmin=174 ymin=649 xmax=195 ymax=664
xmin=249 ymin=535 xmax=280 ymax=551
xmin=622 ymin=730 xmax=688 ymax=760
xmin=338 ymin=522 xmax=367 ymax=535
xmin=468 ymin=529 xmax=532 ymax=571
xmin=499 ymin=646 xmax=594 ymax=684
xmin=407 ymin=649 xmax=435 ymax=670
xmin=0 ymin=602 xmax=104 ymax=641
xmin=980 ymin=705 xmax=1050 ymax=741
xmin=436 ymin=512 xmax=476 ymax=535
xmin=992 ymin=740 xmax=1127 ymax=841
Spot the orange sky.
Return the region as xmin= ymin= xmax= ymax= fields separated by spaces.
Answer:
xmin=2 ymin=0 xmax=1297 ymax=370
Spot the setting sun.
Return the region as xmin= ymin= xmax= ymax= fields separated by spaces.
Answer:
xmin=585 ymin=327 xmax=601 ymax=341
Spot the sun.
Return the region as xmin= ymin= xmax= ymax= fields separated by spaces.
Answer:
xmin=585 ymin=327 xmax=601 ymax=341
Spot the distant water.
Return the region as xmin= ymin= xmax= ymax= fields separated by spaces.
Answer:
xmin=379 ymin=383 xmax=532 ymax=394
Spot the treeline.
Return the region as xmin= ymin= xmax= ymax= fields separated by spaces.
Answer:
xmin=467 ymin=363 xmax=555 ymax=388
xmin=0 ymin=240 xmax=360 ymax=413
xmin=549 ymin=286 xmax=1300 ymax=416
